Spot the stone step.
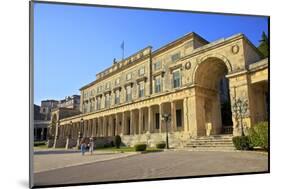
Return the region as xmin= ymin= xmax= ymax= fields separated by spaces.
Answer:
xmin=186 ymin=134 xmax=235 ymax=150
xmin=185 ymin=144 xmax=234 ymax=147
xmin=184 ymin=146 xmax=236 ymax=151
xmin=187 ymin=141 xmax=234 ymax=145
xmin=188 ymin=144 xmax=234 ymax=147
xmin=191 ymin=138 xmax=233 ymax=142
xmin=195 ymin=135 xmax=233 ymax=139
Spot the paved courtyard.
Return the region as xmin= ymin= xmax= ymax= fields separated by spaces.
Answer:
xmin=33 ymin=149 xmax=139 ymax=173
xmin=34 ymin=150 xmax=268 ymax=187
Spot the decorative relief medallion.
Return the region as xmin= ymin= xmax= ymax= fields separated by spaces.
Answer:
xmin=231 ymin=45 xmax=239 ymax=54
xmin=185 ymin=61 xmax=191 ymax=70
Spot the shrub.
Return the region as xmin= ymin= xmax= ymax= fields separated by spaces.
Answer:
xmin=134 ymin=143 xmax=147 ymax=151
xmin=248 ymin=122 xmax=268 ymax=151
xmin=103 ymin=143 xmax=111 ymax=148
xmin=156 ymin=142 xmax=166 ymax=149
xmin=115 ymin=135 xmax=122 ymax=148
xmin=34 ymin=141 xmax=46 ymax=147
xmin=232 ymin=136 xmax=251 ymax=150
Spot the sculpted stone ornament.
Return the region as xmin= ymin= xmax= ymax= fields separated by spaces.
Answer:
xmin=185 ymin=61 xmax=191 ymax=70
xmin=231 ymin=44 xmax=239 ymax=54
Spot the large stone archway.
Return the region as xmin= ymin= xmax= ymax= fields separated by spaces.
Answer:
xmin=192 ymin=56 xmax=233 ymax=136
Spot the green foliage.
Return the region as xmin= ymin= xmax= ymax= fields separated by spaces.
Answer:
xmin=103 ymin=143 xmax=111 ymax=148
xmin=232 ymin=136 xmax=251 ymax=150
xmin=34 ymin=141 xmax=46 ymax=146
xmin=134 ymin=143 xmax=147 ymax=151
xmin=156 ymin=142 xmax=166 ymax=149
xmin=115 ymin=135 xmax=122 ymax=149
xmin=248 ymin=122 xmax=268 ymax=151
xmin=258 ymin=31 xmax=269 ymax=58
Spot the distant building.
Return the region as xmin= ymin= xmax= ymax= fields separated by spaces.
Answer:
xmin=35 ymin=96 xmax=81 ymax=142
xmin=34 ymin=104 xmax=49 ymax=141
xmin=40 ymin=100 xmax=59 ymax=120
xmin=57 ymin=95 xmax=80 ymax=111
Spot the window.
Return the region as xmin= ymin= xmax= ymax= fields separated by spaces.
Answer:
xmin=154 ymin=76 xmax=161 ymax=93
xmin=126 ymin=86 xmax=132 ymax=102
xmin=115 ymin=90 xmax=120 ymax=104
xmin=153 ymin=61 xmax=161 ymax=71
xmin=105 ymin=95 xmax=110 ymax=108
xmin=139 ymin=82 xmax=145 ymax=98
xmin=155 ymin=113 xmax=160 ymax=129
xmin=138 ymin=67 xmax=145 ymax=76
xmin=97 ymin=86 xmax=102 ymax=93
xmin=176 ymin=109 xmax=182 ymax=127
xmin=115 ymin=78 xmax=120 ymax=86
xmin=83 ymin=103 xmax=87 ymax=113
xmin=105 ymin=82 xmax=110 ymax=90
xmin=171 ymin=52 xmax=181 ymax=62
xmin=96 ymin=97 xmax=101 ymax=110
xmin=90 ymin=89 xmax=95 ymax=96
xmin=126 ymin=73 xmax=132 ymax=81
xmin=173 ymin=70 xmax=181 ymax=88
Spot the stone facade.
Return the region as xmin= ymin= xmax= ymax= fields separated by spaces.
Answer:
xmin=50 ymin=32 xmax=268 ymax=149
xmin=58 ymin=95 xmax=80 ymax=111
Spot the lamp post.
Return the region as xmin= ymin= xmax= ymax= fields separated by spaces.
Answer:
xmin=80 ymin=118 xmax=84 ymax=138
xmin=232 ymin=98 xmax=248 ymax=136
xmin=162 ymin=113 xmax=171 ymax=149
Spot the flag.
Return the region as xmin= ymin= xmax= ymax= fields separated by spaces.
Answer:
xmin=120 ymin=40 xmax=124 ymax=60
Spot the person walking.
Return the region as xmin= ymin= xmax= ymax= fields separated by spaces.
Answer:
xmin=80 ymin=140 xmax=86 ymax=156
xmin=89 ymin=138 xmax=95 ymax=155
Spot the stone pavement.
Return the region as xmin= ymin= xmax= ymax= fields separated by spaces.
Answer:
xmin=33 ymin=149 xmax=139 ymax=173
xmin=34 ymin=150 xmax=268 ymax=186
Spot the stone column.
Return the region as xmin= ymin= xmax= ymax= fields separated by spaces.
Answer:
xmin=148 ymin=106 xmax=152 ymax=133
xmin=122 ymin=112 xmax=125 ymax=135
xmin=171 ymin=101 xmax=176 ymax=132
xmin=159 ymin=104 xmax=163 ymax=133
xmin=88 ymin=120 xmax=91 ymax=137
xmin=53 ymin=123 xmax=59 ymax=148
xmin=108 ymin=115 xmax=114 ymax=136
xmin=183 ymin=97 xmax=189 ymax=133
xmin=130 ymin=111 xmax=134 ymax=135
xmin=99 ymin=117 xmax=102 ymax=137
xmin=102 ymin=116 xmax=105 ymax=137
xmin=139 ymin=108 xmax=143 ymax=134
xmin=91 ymin=119 xmax=95 ymax=137
xmin=84 ymin=120 xmax=88 ymax=138
xmin=115 ymin=114 xmax=119 ymax=136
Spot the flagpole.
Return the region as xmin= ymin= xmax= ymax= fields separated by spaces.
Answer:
xmin=121 ymin=40 xmax=124 ymax=60
xmin=121 ymin=40 xmax=125 ymax=60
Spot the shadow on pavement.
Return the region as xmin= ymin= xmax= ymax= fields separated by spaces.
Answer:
xmin=34 ymin=150 xmax=121 ymax=156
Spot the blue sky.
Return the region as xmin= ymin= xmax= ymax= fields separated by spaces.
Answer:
xmin=34 ymin=2 xmax=268 ymax=105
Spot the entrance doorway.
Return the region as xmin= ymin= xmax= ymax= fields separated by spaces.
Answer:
xmin=194 ymin=57 xmax=233 ymax=136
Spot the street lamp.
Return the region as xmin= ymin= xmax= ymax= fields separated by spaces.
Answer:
xmin=162 ymin=113 xmax=171 ymax=149
xmin=80 ymin=118 xmax=84 ymax=139
xmin=232 ymin=98 xmax=248 ymax=136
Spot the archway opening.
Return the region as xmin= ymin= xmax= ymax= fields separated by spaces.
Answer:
xmin=195 ymin=57 xmax=233 ymax=135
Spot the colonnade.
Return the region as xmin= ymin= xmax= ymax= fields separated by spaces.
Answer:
xmin=57 ymin=99 xmax=189 ymax=140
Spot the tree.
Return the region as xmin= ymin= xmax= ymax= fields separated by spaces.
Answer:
xmin=258 ymin=31 xmax=269 ymax=58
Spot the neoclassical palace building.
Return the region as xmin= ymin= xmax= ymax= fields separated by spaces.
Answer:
xmin=48 ymin=32 xmax=268 ymax=149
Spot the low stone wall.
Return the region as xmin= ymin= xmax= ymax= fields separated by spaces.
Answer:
xmin=51 ymin=132 xmax=191 ymax=149
xmin=121 ymin=132 xmax=191 ymax=148
xmin=47 ymin=139 xmax=54 ymax=148
xmin=65 ymin=138 xmax=77 ymax=149
xmin=92 ymin=137 xmax=115 ymax=148
xmin=53 ymin=138 xmax=66 ymax=148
